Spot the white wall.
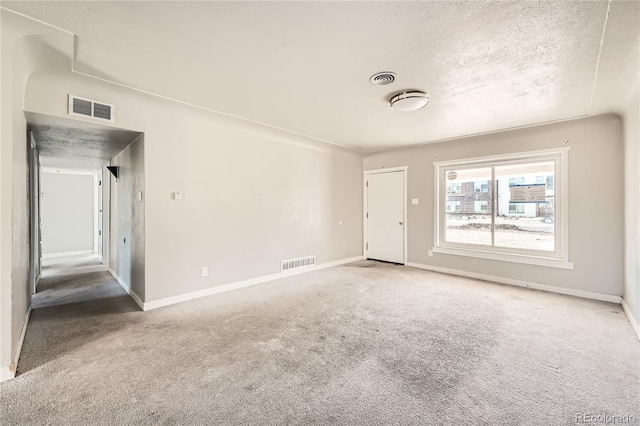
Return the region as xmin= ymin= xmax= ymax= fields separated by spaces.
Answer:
xmin=587 ymin=0 xmax=640 ymax=328
xmin=109 ymin=136 xmax=145 ymax=299
xmin=0 ymin=9 xmax=74 ymax=379
xmin=41 ymin=172 xmax=95 ymax=256
xmin=365 ymin=115 xmax=624 ymax=297
xmin=24 ymin=70 xmax=364 ymax=304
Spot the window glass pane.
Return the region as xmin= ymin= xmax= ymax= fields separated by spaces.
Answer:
xmin=494 ymin=161 xmax=554 ymax=251
xmin=444 ymin=167 xmax=492 ymax=246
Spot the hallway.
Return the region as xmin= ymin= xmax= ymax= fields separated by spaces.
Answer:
xmin=35 ymin=255 xmax=119 ymax=308
xmin=20 ymin=255 xmax=140 ymax=375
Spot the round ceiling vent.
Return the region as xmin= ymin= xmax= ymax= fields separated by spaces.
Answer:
xmin=390 ymin=91 xmax=429 ymax=112
xmin=370 ymin=72 xmax=397 ymax=85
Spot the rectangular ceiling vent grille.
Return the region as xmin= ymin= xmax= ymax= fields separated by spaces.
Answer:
xmin=68 ymin=95 xmax=115 ymax=123
xmin=281 ymin=255 xmax=316 ymax=272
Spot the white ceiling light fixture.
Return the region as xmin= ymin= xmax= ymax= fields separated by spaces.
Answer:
xmin=390 ymin=91 xmax=429 ymax=112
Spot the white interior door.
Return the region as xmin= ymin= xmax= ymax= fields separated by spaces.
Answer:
xmin=367 ymin=170 xmax=405 ymax=264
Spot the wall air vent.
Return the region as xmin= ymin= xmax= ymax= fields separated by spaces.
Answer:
xmin=68 ymin=95 xmax=115 ymax=123
xmin=281 ymin=255 xmax=316 ymax=272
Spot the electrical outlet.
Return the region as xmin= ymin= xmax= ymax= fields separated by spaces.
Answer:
xmin=201 ymin=267 xmax=209 ymax=277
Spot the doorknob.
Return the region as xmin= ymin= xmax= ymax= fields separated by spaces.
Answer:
xmin=399 ymin=221 xmax=403 ymax=225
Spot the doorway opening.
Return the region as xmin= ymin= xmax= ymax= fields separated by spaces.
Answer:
xmin=26 ymin=112 xmax=144 ymax=310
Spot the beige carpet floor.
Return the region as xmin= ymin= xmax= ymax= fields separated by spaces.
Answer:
xmin=1 ymin=259 xmax=638 ymax=425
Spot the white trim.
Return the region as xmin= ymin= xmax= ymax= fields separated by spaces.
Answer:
xmin=14 ymin=305 xmax=31 ymax=368
xmin=406 ymin=262 xmax=621 ymax=304
xmin=363 ymin=174 xmax=367 ymax=259
xmin=433 ymin=147 xmax=571 ymax=167
xmin=430 ymin=247 xmax=574 ymax=269
xmin=363 ymin=166 xmax=408 ymax=174
xmin=42 ymin=250 xmax=94 ymax=259
xmin=144 ymin=256 xmax=364 ymax=311
xmin=0 ymin=366 xmax=15 ymax=382
xmin=93 ymin=172 xmax=99 ymax=255
xmin=108 ymin=268 xmax=144 ymax=311
xmin=561 ymin=145 xmax=570 ymax=265
xmin=621 ymin=298 xmax=640 ymax=341
xmin=363 ymin=167 xmax=408 ymax=265
xmin=1 ymin=305 xmax=32 ymax=382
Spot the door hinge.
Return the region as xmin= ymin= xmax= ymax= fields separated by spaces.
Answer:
xmin=99 ymin=180 xmax=102 ymax=186
xmin=366 ymin=181 xmax=368 ymax=187
xmin=366 ymin=243 xmax=368 ymax=250
xmin=366 ymin=212 xmax=368 ymax=218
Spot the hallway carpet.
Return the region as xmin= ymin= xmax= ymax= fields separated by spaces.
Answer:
xmin=1 ymin=261 xmax=638 ymax=425
xmin=35 ymin=254 xmax=114 ymax=309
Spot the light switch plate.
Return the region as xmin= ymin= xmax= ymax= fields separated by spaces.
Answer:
xmin=412 ymin=198 xmax=419 ymax=205
xmin=138 ymin=191 xmax=143 ymax=202
xmin=173 ymin=192 xmax=183 ymax=200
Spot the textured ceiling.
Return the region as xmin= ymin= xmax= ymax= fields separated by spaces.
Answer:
xmin=4 ymin=1 xmax=638 ymax=152
xmin=27 ymin=112 xmax=141 ymax=170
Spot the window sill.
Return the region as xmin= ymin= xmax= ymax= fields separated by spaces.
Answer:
xmin=431 ymin=246 xmax=574 ymax=270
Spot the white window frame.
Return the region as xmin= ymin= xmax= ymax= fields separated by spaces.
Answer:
xmin=433 ymin=147 xmax=572 ymax=269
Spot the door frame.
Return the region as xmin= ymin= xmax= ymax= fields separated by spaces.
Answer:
xmin=94 ymin=171 xmax=101 ymax=256
xmin=363 ymin=166 xmax=408 ymax=265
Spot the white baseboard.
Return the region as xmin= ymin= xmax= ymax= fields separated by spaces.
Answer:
xmin=406 ymin=262 xmax=622 ymax=304
xmin=14 ymin=304 xmax=31 ymax=367
xmin=0 ymin=366 xmax=14 ymax=382
xmin=144 ymin=255 xmax=365 ymax=311
xmin=1 ymin=304 xmax=32 ymax=383
xmin=621 ymin=298 xmax=640 ymax=341
xmin=42 ymin=250 xmax=94 ymax=259
xmin=108 ymin=268 xmax=144 ymax=311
